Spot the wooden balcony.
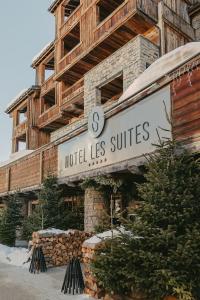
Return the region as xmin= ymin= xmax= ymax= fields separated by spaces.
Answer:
xmin=59 ymin=5 xmax=82 ymax=38
xmin=61 ymin=78 xmax=84 ymax=118
xmin=37 ymin=105 xmax=70 ymax=131
xmin=62 ymin=78 xmax=84 ymax=104
xmin=94 ymin=0 xmax=157 ymax=42
xmin=56 ymin=0 xmax=158 ymax=80
xmin=41 ymin=75 xmax=56 ymax=96
xmin=14 ymin=121 xmax=27 ymax=138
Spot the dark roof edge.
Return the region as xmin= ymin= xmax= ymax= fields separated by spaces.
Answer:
xmin=48 ymin=0 xmax=63 ymax=14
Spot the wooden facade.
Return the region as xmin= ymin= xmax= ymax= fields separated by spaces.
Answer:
xmin=1 ymin=0 xmax=200 ymax=196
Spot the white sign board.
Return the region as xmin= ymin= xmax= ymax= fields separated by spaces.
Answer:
xmin=58 ymin=86 xmax=171 ymax=178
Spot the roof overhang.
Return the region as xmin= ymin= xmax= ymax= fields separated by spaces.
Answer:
xmin=31 ymin=41 xmax=55 ymax=68
xmin=48 ymin=0 xmax=64 ymax=14
xmin=5 ymin=86 xmax=40 ymax=114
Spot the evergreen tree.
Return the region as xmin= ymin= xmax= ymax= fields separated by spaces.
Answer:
xmin=92 ymin=140 xmax=200 ymax=300
xmin=0 ymin=193 xmax=22 ymax=246
xmin=38 ymin=175 xmax=63 ymax=229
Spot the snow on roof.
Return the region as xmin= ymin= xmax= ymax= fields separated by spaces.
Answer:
xmin=119 ymin=42 xmax=200 ymax=103
xmin=32 ymin=41 xmax=54 ymax=65
xmin=6 ymin=88 xmax=28 ymax=111
xmin=0 ymin=150 xmax=34 ymax=168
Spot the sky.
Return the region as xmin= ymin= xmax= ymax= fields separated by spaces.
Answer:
xmin=0 ymin=0 xmax=54 ymax=162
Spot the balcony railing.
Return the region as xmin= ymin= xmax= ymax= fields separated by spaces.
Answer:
xmin=41 ymin=75 xmax=55 ymax=96
xmin=59 ymin=5 xmax=82 ymax=38
xmin=14 ymin=121 xmax=27 ymax=138
xmin=38 ymin=106 xmax=60 ymax=128
xmin=62 ymin=78 xmax=84 ymax=105
xmin=56 ymin=0 xmax=158 ymax=76
xmin=58 ymin=43 xmax=83 ymax=73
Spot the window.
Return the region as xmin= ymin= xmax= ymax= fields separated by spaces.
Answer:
xmin=17 ymin=138 xmax=26 ymax=152
xmin=64 ymin=0 xmax=80 ymax=21
xmin=62 ymin=23 xmax=80 ymax=56
xmin=44 ymin=54 xmax=55 ymax=81
xmin=97 ymin=0 xmax=124 ymax=24
xmin=99 ymin=74 xmax=123 ymax=105
xmin=17 ymin=106 xmax=27 ymax=125
xmin=45 ymin=69 xmax=54 ymax=81
xmin=41 ymin=88 xmax=56 ymax=113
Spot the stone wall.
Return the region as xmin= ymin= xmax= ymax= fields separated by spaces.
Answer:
xmin=50 ymin=35 xmax=159 ymax=143
xmin=82 ymin=240 xmax=103 ymax=299
xmin=84 ymin=187 xmax=107 ymax=232
xmin=84 ymin=35 xmax=159 ymax=116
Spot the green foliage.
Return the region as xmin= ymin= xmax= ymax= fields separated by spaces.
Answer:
xmin=92 ymin=140 xmax=200 ymax=300
xmin=22 ymin=176 xmax=84 ymax=240
xmin=0 ymin=193 xmax=22 ymax=246
xmin=38 ymin=175 xmax=63 ymax=229
xmin=60 ymin=206 xmax=84 ymax=231
xmin=22 ymin=207 xmax=43 ymax=240
xmin=81 ymin=175 xmax=138 ymax=210
xmin=94 ymin=211 xmax=111 ymax=233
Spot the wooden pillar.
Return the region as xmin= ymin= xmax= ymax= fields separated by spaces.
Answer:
xmin=36 ymin=64 xmax=45 ymax=85
xmin=55 ymin=4 xmax=64 ymax=38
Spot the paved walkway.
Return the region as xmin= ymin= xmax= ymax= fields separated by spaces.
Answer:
xmin=0 ymin=262 xmax=94 ymax=300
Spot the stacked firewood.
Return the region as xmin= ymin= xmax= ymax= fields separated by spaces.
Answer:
xmin=32 ymin=229 xmax=92 ymax=267
xmin=82 ymin=240 xmax=105 ymax=299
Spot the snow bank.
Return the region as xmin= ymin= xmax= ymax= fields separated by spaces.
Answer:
xmin=0 ymin=244 xmax=29 ymax=268
xmin=83 ymin=228 xmax=131 ymax=246
xmin=119 ymin=42 xmax=200 ymax=102
xmin=0 ymin=150 xmax=34 ymax=168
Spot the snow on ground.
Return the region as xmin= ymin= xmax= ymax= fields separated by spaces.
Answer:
xmin=0 ymin=244 xmax=30 ymax=268
xmin=0 ymin=261 xmax=95 ymax=300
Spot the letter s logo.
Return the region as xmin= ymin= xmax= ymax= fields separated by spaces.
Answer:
xmin=92 ymin=112 xmax=100 ymax=133
xmin=88 ymin=107 xmax=105 ymax=138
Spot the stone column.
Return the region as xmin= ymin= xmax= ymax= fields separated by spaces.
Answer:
xmin=84 ymin=187 xmax=106 ymax=232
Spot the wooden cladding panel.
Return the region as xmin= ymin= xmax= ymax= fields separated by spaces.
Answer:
xmin=173 ymin=68 xmax=200 ymax=142
xmin=165 ymin=24 xmax=188 ymax=53
xmin=14 ymin=122 xmax=27 ymax=138
xmin=42 ymin=146 xmax=58 ymax=179
xmin=10 ymin=154 xmax=41 ymax=191
xmin=0 ymin=168 xmax=8 ymax=194
xmin=163 ymin=0 xmax=190 ymax=23
xmin=0 ymin=145 xmax=58 ymax=193
xmin=41 ymin=75 xmax=55 ymax=96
